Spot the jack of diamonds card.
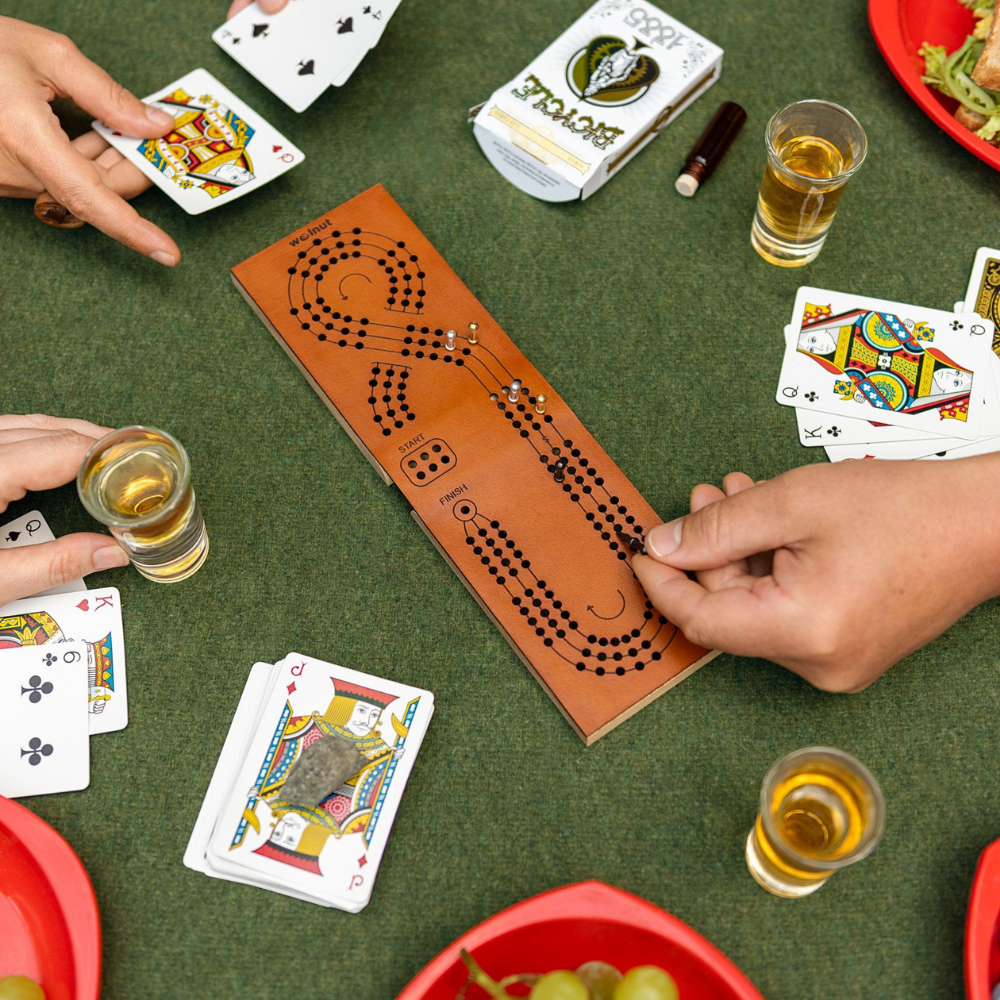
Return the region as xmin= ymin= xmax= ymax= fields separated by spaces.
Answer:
xmin=92 ymin=69 xmax=304 ymax=215
xmin=207 ymin=654 xmax=432 ymax=909
xmin=776 ymin=287 xmax=996 ymax=440
xmin=0 ymin=588 xmax=127 ymax=734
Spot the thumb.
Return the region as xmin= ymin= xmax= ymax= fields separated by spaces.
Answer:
xmin=39 ymin=38 xmax=175 ymax=135
xmin=0 ymin=534 xmax=128 ymax=606
xmin=644 ymin=484 xmax=798 ymax=572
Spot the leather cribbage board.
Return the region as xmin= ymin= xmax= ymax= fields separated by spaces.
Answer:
xmin=231 ymin=183 xmax=717 ymax=744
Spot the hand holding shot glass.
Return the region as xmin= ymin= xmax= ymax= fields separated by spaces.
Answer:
xmin=752 ymin=100 xmax=868 ymax=267
xmin=77 ymin=426 xmax=209 ymax=583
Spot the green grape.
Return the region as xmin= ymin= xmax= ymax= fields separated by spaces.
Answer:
xmin=0 ymin=976 xmax=46 ymax=1000
xmin=575 ymin=961 xmax=622 ymax=1000
xmin=529 ymin=970 xmax=590 ymax=1000
xmin=613 ymin=966 xmax=679 ymax=1000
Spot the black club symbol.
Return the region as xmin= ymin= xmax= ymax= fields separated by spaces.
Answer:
xmin=42 ymin=652 xmax=56 ymax=666
xmin=22 ymin=675 xmax=54 ymax=703
xmin=805 ymin=391 xmax=818 ymax=402
xmin=827 ymin=426 xmax=841 ymax=437
xmin=950 ymin=320 xmax=963 ymax=331
xmin=21 ymin=737 xmax=53 ymax=766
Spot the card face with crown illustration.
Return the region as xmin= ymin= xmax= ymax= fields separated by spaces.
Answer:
xmin=776 ymin=287 xmax=996 ymax=440
xmin=92 ymin=69 xmax=304 ymax=215
xmin=0 ymin=587 xmax=127 ymax=735
xmin=206 ymin=653 xmax=433 ymax=909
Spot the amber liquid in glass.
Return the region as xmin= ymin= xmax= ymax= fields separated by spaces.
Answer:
xmin=757 ymin=134 xmax=847 ymax=245
xmin=81 ymin=436 xmax=207 ymax=582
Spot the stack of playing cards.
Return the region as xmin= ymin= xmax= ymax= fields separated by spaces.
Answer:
xmin=184 ymin=653 xmax=433 ymax=911
xmin=213 ymin=0 xmax=401 ymax=112
xmin=778 ymin=253 xmax=1000 ymax=463
xmin=93 ymin=68 xmax=304 ymax=216
xmin=0 ymin=511 xmax=129 ymax=799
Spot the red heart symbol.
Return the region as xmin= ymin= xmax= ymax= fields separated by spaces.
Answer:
xmin=272 ymin=145 xmax=282 ymax=153
xmin=76 ymin=599 xmax=89 ymax=611
xmin=112 ymin=131 xmax=122 ymax=136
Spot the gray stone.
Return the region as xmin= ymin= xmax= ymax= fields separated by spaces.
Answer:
xmin=277 ymin=735 xmax=366 ymax=807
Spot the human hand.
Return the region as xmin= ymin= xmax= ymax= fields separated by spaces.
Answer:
xmin=632 ymin=457 xmax=1000 ymax=692
xmin=0 ymin=16 xmax=180 ymax=263
xmin=227 ymin=0 xmax=291 ymax=19
xmin=0 ymin=414 xmax=129 ymax=606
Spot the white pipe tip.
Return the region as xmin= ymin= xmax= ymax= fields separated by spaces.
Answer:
xmin=674 ymin=173 xmax=700 ymax=197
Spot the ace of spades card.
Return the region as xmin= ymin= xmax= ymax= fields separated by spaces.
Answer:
xmin=776 ymin=287 xmax=997 ymax=441
xmin=0 ymin=642 xmax=91 ymax=798
xmin=0 ymin=588 xmax=127 ymax=734
xmin=92 ymin=69 xmax=304 ymax=214
xmin=206 ymin=654 xmax=432 ymax=909
xmin=213 ymin=0 xmax=379 ymax=111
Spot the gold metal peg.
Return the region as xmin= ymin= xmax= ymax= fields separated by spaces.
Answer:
xmin=468 ymin=321 xmax=479 ymax=344
xmin=535 ymin=393 xmax=547 ymax=415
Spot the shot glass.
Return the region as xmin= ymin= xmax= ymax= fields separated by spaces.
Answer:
xmin=751 ymin=100 xmax=867 ymax=267
xmin=77 ymin=426 xmax=209 ymax=583
xmin=745 ymin=746 xmax=884 ymax=897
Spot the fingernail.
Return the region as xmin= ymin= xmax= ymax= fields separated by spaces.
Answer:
xmin=645 ymin=519 xmax=683 ymax=560
xmin=93 ymin=544 xmax=129 ymax=571
xmin=145 ymin=104 xmax=175 ymax=129
xmin=150 ymin=250 xmax=177 ymax=266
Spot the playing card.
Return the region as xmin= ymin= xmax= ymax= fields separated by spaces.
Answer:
xmin=185 ymin=662 xmax=272 ymax=877
xmin=214 ymin=0 xmax=377 ymax=111
xmin=0 ymin=588 xmax=127 ymax=735
xmin=92 ymin=69 xmax=304 ymax=214
xmin=964 ymin=247 xmax=1000 ymax=332
xmin=205 ymin=653 xmax=433 ymax=910
xmin=0 ymin=511 xmax=87 ymax=597
xmin=329 ymin=0 xmax=399 ymax=86
xmin=777 ymin=288 xmax=996 ymax=440
xmin=0 ymin=642 xmax=90 ymax=798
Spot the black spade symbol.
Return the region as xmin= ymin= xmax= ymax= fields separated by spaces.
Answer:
xmin=253 ymin=23 xmax=269 ymax=37
xmin=5 ymin=531 xmax=19 ymax=542
xmin=298 ymin=59 xmax=315 ymax=76
xmin=337 ymin=17 xmax=354 ymax=33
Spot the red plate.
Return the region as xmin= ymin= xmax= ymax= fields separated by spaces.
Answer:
xmin=966 ymin=837 xmax=1000 ymax=1000
xmin=0 ymin=796 xmax=101 ymax=1000
xmin=396 ymin=881 xmax=765 ymax=1000
xmin=869 ymin=0 xmax=1000 ymax=170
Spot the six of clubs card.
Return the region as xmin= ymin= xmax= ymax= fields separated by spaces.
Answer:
xmin=93 ymin=69 xmax=303 ymax=215
xmin=0 ymin=642 xmax=91 ymax=798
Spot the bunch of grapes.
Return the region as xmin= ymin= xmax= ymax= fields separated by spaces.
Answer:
xmin=458 ymin=949 xmax=679 ymax=1000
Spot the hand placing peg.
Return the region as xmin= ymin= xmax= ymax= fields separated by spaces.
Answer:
xmin=508 ymin=380 xmax=521 ymax=403
xmin=468 ymin=321 xmax=479 ymax=344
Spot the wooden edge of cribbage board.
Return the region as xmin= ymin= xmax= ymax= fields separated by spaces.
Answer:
xmin=229 ymin=182 xmax=717 ymax=743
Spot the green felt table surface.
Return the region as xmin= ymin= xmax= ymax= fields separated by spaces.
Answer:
xmin=1 ymin=0 xmax=999 ymax=997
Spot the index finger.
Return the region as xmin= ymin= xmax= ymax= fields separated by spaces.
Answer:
xmin=0 ymin=413 xmax=112 ymax=438
xmin=21 ymin=120 xmax=180 ymax=264
xmin=0 ymin=431 xmax=100 ymax=508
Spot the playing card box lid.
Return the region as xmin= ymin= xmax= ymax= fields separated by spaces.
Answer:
xmin=471 ymin=0 xmax=722 ymax=202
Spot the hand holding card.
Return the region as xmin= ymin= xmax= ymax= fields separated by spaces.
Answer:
xmin=93 ymin=69 xmax=304 ymax=215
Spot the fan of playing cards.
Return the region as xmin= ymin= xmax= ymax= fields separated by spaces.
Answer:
xmin=779 ymin=252 xmax=1000 ymax=462
xmin=184 ymin=653 xmax=433 ymax=911
xmin=0 ymin=511 xmax=128 ymax=800
xmin=213 ymin=0 xmax=402 ymax=112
